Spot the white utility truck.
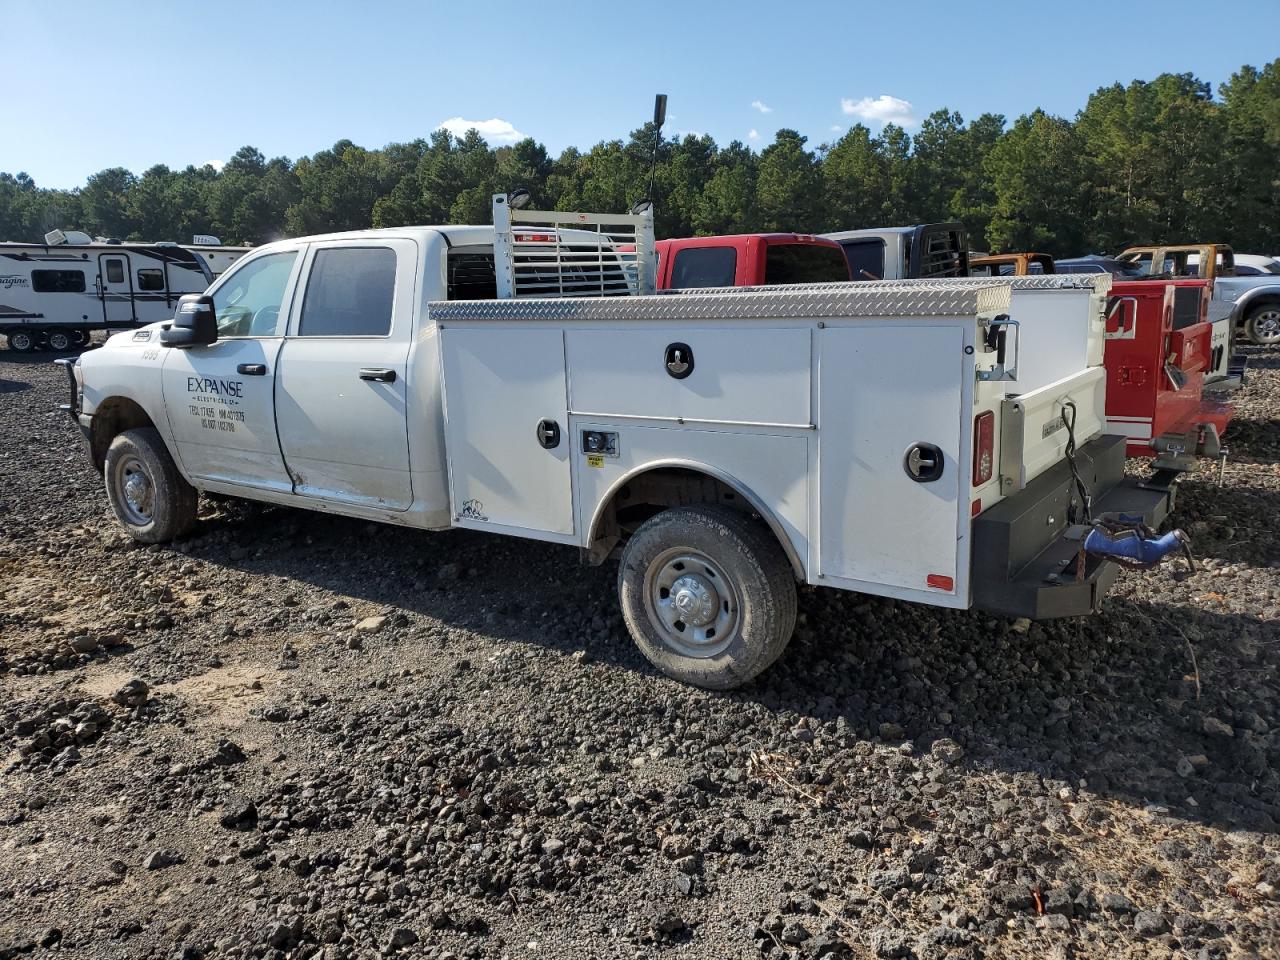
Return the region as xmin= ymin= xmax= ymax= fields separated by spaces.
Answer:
xmin=1 ymin=230 xmax=215 ymax=352
xmin=61 ymin=196 xmax=1173 ymax=689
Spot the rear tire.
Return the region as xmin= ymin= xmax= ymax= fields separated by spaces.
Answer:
xmin=1244 ymin=304 xmax=1280 ymax=345
xmin=44 ymin=328 xmax=72 ymax=352
xmin=618 ymin=504 xmax=797 ymax=690
xmin=71 ymin=328 xmax=90 ymax=348
xmin=104 ymin=428 xmax=198 ymax=543
xmin=6 ymin=329 xmax=35 ymax=353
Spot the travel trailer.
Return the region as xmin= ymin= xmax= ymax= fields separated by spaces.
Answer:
xmin=0 ymin=230 xmax=213 ymax=352
xmin=184 ymin=236 xmax=251 ymax=277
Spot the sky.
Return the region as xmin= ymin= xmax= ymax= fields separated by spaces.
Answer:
xmin=6 ymin=0 xmax=1274 ymax=189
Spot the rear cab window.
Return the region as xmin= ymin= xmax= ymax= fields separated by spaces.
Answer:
xmin=299 ymin=247 xmax=397 ymax=337
xmin=669 ymin=246 xmax=737 ymax=289
xmin=764 ymin=243 xmax=850 ymax=285
xmin=840 ymin=239 xmax=886 ymax=281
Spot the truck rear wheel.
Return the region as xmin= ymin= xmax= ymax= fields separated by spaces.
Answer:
xmin=44 ymin=328 xmax=72 ymax=352
xmin=104 ymin=428 xmax=198 ymax=543
xmin=618 ymin=504 xmax=796 ymax=690
xmin=6 ymin=329 xmax=35 ymax=353
xmin=71 ymin=328 xmax=90 ymax=348
xmin=1245 ymin=304 xmax=1280 ymax=345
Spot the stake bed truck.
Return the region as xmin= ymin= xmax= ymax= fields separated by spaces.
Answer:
xmin=61 ymin=197 xmax=1173 ymax=689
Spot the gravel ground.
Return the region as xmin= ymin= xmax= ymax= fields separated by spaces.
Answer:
xmin=1 ymin=344 xmax=1277 ymax=960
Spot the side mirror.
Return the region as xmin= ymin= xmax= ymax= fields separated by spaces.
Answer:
xmin=160 ymin=294 xmax=218 ymax=348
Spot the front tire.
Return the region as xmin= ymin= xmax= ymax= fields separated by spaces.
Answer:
xmin=1244 ymin=304 xmax=1280 ymax=345
xmin=104 ymin=428 xmax=198 ymax=543
xmin=618 ymin=505 xmax=797 ymax=690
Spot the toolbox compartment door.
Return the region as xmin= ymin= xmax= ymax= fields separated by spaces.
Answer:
xmin=439 ymin=326 xmax=574 ymax=540
xmin=817 ymin=323 xmax=969 ymax=603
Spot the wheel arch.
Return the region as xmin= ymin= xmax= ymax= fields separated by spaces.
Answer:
xmin=586 ymin=459 xmax=806 ymax=580
xmin=1232 ymin=285 xmax=1280 ymax=320
xmin=88 ymin=396 xmax=159 ymax=473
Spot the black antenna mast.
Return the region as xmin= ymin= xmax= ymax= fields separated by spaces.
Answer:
xmin=645 ymin=94 xmax=667 ymax=205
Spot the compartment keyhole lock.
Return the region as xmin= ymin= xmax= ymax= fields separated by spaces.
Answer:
xmin=665 ymin=342 xmax=694 ymax=379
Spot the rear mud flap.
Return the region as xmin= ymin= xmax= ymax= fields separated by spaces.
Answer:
xmin=972 ymin=434 xmax=1175 ymax=619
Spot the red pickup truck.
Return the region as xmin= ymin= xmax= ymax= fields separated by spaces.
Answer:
xmin=655 ymin=233 xmax=851 ymax=289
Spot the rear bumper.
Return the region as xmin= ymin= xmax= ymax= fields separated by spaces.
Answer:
xmin=971 ymin=434 xmax=1175 ymax=620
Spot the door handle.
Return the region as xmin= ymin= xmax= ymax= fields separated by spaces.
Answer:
xmin=904 ymin=442 xmax=945 ymax=482
xmin=359 ymin=368 xmax=397 ymax=383
xmin=236 ymin=363 xmax=267 ymax=376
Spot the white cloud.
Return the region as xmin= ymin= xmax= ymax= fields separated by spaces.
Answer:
xmin=436 ymin=116 xmax=526 ymax=144
xmin=751 ymin=99 xmax=773 ymax=114
xmin=747 ymin=128 xmax=760 ymax=141
xmin=840 ymin=95 xmax=918 ymax=127
xmin=829 ymin=125 xmax=843 ymax=132
xmin=205 ymin=159 xmax=225 ymax=172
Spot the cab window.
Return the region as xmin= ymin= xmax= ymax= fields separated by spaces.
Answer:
xmin=212 ymin=251 xmax=298 ymax=337
xmin=298 ymin=247 xmax=397 ymax=337
xmin=765 ymin=243 xmax=851 ymax=285
xmin=840 ymin=239 xmax=885 ymax=281
xmin=669 ymin=247 xmax=737 ymax=289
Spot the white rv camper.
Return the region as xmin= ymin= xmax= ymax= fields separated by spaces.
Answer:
xmin=183 ymin=235 xmax=251 ymax=277
xmin=0 ymin=230 xmax=213 ymax=352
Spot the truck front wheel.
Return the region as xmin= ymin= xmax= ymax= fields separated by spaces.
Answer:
xmin=618 ymin=505 xmax=797 ymax=690
xmin=104 ymin=428 xmax=198 ymax=543
xmin=1244 ymin=304 xmax=1280 ymax=345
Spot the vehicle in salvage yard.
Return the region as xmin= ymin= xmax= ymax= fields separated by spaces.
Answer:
xmin=1 ymin=230 xmax=215 ymax=353
xmin=822 ymin=223 xmax=969 ymax=281
xmin=655 ymin=233 xmax=850 ymax=289
xmin=60 ymin=196 xmax=1180 ymax=690
xmin=960 ymin=253 xmax=1233 ymax=471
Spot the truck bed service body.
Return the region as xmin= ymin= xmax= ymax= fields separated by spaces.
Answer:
xmin=62 ymin=197 xmax=1173 ymax=689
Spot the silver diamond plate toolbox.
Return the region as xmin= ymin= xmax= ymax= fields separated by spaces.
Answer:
xmin=429 ymin=279 xmax=1012 ymax=323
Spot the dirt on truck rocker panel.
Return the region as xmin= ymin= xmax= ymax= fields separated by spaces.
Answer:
xmin=60 ymin=195 xmax=1187 ymax=691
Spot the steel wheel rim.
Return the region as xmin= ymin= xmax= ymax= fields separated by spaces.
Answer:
xmin=115 ymin=455 xmax=155 ymax=526
xmin=10 ymin=332 xmax=32 ymax=351
xmin=642 ymin=548 xmax=741 ymax=659
xmin=47 ymin=331 xmax=70 ymax=350
xmin=1253 ymin=309 xmax=1280 ymax=343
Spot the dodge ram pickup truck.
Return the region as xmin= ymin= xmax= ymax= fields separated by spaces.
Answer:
xmin=60 ymin=196 xmax=1175 ymax=690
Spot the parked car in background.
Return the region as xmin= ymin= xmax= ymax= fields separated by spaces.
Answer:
xmin=969 ymin=252 xmax=1053 ymax=276
xmin=655 ymin=233 xmax=850 ymax=289
xmin=1230 ymin=253 xmax=1280 ymax=277
xmin=1055 ymin=255 xmax=1148 ymax=278
xmin=822 ymin=223 xmax=968 ymax=281
xmin=1118 ymin=242 xmax=1280 ymax=350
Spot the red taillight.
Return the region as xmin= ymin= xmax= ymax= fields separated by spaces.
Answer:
xmin=927 ymin=574 xmax=954 ymax=591
xmin=971 ymin=498 xmax=982 ymax=517
xmin=973 ymin=411 xmax=995 ymax=486
xmin=515 ymin=232 xmax=556 ymax=243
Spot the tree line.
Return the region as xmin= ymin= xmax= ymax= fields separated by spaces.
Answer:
xmin=2 ymin=62 xmax=1277 ymax=258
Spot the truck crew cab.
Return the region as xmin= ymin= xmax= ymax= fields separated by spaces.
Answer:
xmin=62 ymin=197 xmax=1174 ymax=690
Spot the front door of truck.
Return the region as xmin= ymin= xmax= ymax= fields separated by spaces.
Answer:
xmin=160 ymin=248 xmax=303 ymax=492
xmin=817 ymin=323 xmax=968 ymax=605
xmin=98 ymin=254 xmax=135 ymax=325
xmin=274 ymin=239 xmax=416 ymax=511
